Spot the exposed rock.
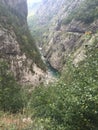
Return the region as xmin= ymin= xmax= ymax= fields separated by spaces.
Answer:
xmin=0 ymin=25 xmax=46 ymax=85
xmin=0 ymin=0 xmax=53 ymax=86
xmin=0 ymin=27 xmax=20 ymax=55
xmin=29 ymin=0 xmax=98 ymax=71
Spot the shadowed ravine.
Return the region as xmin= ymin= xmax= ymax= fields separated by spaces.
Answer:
xmin=46 ymin=61 xmax=60 ymax=78
xmin=39 ymin=48 xmax=60 ymax=78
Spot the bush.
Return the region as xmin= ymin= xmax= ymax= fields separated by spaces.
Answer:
xmin=0 ymin=61 xmax=24 ymax=113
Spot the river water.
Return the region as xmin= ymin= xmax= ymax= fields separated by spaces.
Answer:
xmin=46 ymin=61 xmax=60 ymax=78
xmin=40 ymin=50 xmax=60 ymax=78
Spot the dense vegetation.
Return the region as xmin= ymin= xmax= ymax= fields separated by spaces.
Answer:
xmin=29 ymin=39 xmax=98 ymax=130
xmin=62 ymin=0 xmax=98 ymax=24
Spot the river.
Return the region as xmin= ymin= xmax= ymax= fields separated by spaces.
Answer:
xmin=40 ymin=48 xmax=60 ymax=78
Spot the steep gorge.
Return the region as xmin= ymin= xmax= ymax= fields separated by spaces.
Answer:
xmin=28 ymin=0 xmax=98 ymax=72
xmin=0 ymin=0 xmax=98 ymax=129
xmin=0 ymin=0 xmax=49 ymax=85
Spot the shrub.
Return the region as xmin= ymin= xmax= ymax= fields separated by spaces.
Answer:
xmin=0 ymin=61 xmax=24 ymax=113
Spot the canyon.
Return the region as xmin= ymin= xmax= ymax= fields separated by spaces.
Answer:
xmin=0 ymin=0 xmax=98 ymax=129
xmin=28 ymin=0 xmax=98 ymax=71
xmin=0 ymin=0 xmax=98 ymax=86
xmin=0 ymin=0 xmax=52 ymax=86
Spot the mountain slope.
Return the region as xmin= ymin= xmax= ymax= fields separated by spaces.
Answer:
xmin=28 ymin=0 xmax=98 ymax=71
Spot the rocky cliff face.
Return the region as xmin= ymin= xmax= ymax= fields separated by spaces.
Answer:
xmin=36 ymin=0 xmax=82 ymax=24
xmin=28 ymin=0 xmax=98 ymax=71
xmin=0 ymin=25 xmax=45 ymax=85
xmin=0 ymin=0 xmax=48 ymax=85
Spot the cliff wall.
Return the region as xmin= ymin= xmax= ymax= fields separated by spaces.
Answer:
xmin=28 ymin=0 xmax=98 ymax=71
xmin=0 ymin=0 xmax=47 ymax=85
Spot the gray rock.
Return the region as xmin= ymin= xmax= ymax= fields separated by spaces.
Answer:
xmin=29 ymin=0 xmax=98 ymax=71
